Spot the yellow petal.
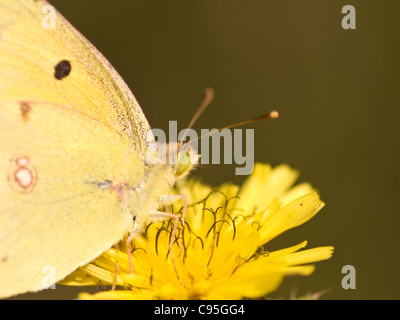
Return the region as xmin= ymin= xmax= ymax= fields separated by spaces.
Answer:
xmin=235 ymin=164 xmax=299 ymax=214
xmin=79 ymin=263 xmax=125 ymax=287
xmin=226 ymin=258 xmax=287 ymax=298
xmin=259 ymin=193 xmax=325 ymax=243
xmin=58 ymin=269 xmax=98 ymax=286
xmin=280 ymin=182 xmax=315 ymax=205
xmin=285 ymin=265 xmax=316 ymax=276
xmin=78 ymin=290 xmax=137 ymax=300
xmin=285 ymin=246 xmax=335 ymax=266
xmin=268 ymin=241 xmax=308 ymax=258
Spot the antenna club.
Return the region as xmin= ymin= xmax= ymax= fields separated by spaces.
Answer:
xmin=270 ymin=110 xmax=279 ymax=119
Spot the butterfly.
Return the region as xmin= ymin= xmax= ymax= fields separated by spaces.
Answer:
xmin=0 ymin=0 xmax=196 ymax=298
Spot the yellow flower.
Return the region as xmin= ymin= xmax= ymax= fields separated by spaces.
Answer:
xmin=61 ymin=163 xmax=334 ymax=299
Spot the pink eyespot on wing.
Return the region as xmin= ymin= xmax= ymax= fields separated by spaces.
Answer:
xmin=7 ymin=156 xmax=37 ymax=193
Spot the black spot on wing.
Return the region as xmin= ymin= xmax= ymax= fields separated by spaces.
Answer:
xmin=54 ymin=60 xmax=71 ymax=80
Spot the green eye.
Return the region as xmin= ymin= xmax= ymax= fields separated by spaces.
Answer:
xmin=175 ymin=151 xmax=191 ymax=176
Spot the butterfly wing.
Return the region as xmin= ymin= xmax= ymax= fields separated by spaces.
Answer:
xmin=0 ymin=0 xmax=154 ymax=156
xmin=0 ymin=0 xmax=159 ymax=298
xmin=0 ymin=100 xmax=147 ymax=298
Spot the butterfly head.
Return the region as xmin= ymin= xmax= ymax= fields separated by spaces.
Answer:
xmin=174 ymin=142 xmax=199 ymax=178
xmin=154 ymin=141 xmax=199 ymax=179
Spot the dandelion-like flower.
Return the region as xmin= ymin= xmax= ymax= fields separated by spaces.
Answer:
xmin=61 ymin=163 xmax=334 ymax=299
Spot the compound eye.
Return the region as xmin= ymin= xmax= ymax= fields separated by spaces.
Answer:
xmin=175 ymin=151 xmax=191 ymax=176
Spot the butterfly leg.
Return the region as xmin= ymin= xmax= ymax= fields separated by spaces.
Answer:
xmin=149 ymin=210 xmax=186 ymax=288
xmin=158 ymin=194 xmax=187 ymax=256
xmin=112 ymin=261 xmax=119 ymax=291
xmin=126 ymin=216 xmax=138 ymax=274
xmin=111 ymin=242 xmax=124 ymax=290
xmin=147 ymin=194 xmax=187 ymax=287
xmin=110 ymin=182 xmax=139 ymax=275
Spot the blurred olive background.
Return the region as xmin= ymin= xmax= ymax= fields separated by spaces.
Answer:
xmin=15 ymin=0 xmax=399 ymax=299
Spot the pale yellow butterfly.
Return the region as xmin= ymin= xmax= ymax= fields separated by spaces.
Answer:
xmin=0 ymin=0 xmax=196 ymax=298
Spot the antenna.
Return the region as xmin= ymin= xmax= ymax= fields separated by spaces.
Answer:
xmin=179 ymin=88 xmax=215 ymax=145
xmin=217 ymin=111 xmax=279 ymax=131
xmin=181 ymin=110 xmax=279 ymax=148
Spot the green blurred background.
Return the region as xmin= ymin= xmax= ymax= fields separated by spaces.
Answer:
xmin=16 ymin=0 xmax=400 ymax=299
